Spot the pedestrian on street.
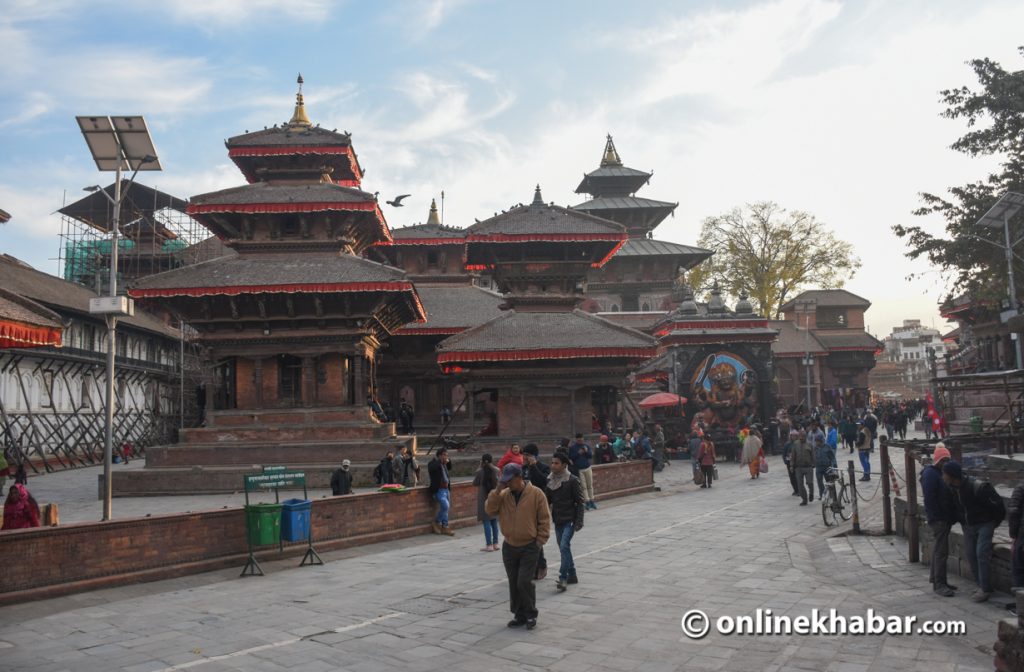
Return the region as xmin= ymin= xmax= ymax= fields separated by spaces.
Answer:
xmin=856 ymin=421 xmax=873 ymax=481
xmin=922 ymin=444 xmax=958 ymax=597
xmin=373 ymin=450 xmax=401 ymax=485
xmin=782 ymin=430 xmax=800 ymax=496
xmin=428 ymin=447 xmax=455 ymax=537
xmin=791 ymin=431 xmax=815 ymax=505
xmin=522 ymin=443 xmax=550 ymax=578
xmin=473 ymin=454 xmax=501 ymax=551
xmin=569 ymin=433 xmax=596 ymax=510
xmin=485 ymin=463 xmax=551 ymax=630
xmin=498 ymin=443 xmax=524 ymax=470
xmin=1008 ymin=480 xmax=1024 ymax=596
xmin=813 ymin=433 xmax=837 ymax=499
xmin=652 ymin=424 xmax=667 ymax=471
xmin=2 ymin=483 xmax=40 ymax=530
xmin=696 ymin=435 xmax=716 ymax=488
xmin=943 ymin=460 xmax=1006 ymax=602
xmin=741 ymin=428 xmax=763 ymax=480
xmin=546 ymin=450 xmax=585 ymax=592
xmin=330 ymin=459 xmax=354 ymax=496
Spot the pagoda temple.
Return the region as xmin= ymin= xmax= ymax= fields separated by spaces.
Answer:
xmin=573 ymin=136 xmax=712 ymax=313
xmin=370 ymin=199 xmax=503 ymax=429
xmin=123 ymin=77 xmax=425 ymax=492
xmin=435 ymin=186 xmax=657 ymax=439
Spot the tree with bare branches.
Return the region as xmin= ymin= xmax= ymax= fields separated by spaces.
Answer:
xmin=688 ymin=201 xmax=860 ymax=319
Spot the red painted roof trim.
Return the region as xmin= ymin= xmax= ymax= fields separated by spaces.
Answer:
xmin=438 ymin=346 xmax=656 ymax=364
xmin=130 ymin=282 xmax=425 ymax=322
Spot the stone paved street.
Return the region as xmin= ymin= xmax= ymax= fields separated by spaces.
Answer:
xmin=0 ymin=448 xmax=1006 ymax=672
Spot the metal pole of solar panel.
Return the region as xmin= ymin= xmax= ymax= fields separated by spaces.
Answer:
xmin=77 ymin=115 xmax=161 ymax=521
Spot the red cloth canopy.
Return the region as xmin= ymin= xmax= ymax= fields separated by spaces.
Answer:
xmin=0 ymin=320 xmax=62 ymax=349
xmin=638 ymin=392 xmax=687 ymax=409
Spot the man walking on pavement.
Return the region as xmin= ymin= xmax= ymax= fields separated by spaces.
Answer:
xmin=943 ymin=460 xmax=1006 ymax=602
xmin=922 ymin=444 xmax=958 ymax=597
xmin=486 ymin=463 xmax=551 ymax=630
xmin=546 ymin=451 xmax=585 ymax=592
xmin=522 ymin=443 xmax=550 ymax=579
xmin=790 ymin=430 xmax=815 ymax=505
xmin=782 ymin=430 xmax=800 ymax=496
xmin=427 ymin=447 xmax=455 ymax=536
xmin=569 ymin=433 xmax=596 ymax=510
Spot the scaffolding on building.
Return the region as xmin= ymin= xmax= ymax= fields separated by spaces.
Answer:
xmin=57 ymin=181 xmax=229 ymax=294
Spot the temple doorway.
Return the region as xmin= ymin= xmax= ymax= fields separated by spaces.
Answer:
xmin=279 ymin=355 xmax=303 ymax=407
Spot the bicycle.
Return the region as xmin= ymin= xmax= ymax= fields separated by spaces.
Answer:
xmin=821 ymin=466 xmax=851 ymax=527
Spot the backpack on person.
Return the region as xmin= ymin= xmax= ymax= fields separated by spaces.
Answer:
xmin=972 ymin=478 xmax=1006 ymax=525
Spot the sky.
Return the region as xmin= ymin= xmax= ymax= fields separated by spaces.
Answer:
xmin=1 ymin=0 xmax=1022 ymax=339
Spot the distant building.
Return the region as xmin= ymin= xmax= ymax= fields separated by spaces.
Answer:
xmin=873 ymin=319 xmax=946 ymax=396
xmin=775 ymin=289 xmax=882 ymax=410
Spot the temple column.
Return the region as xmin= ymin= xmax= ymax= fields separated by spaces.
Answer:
xmin=354 ymin=354 xmax=366 ymax=406
xmin=253 ymin=358 xmax=263 ymax=408
xmin=302 ymin=356 xmax=315 ymax=407
xmin=468 ymin=383 xmax=476 ymax=435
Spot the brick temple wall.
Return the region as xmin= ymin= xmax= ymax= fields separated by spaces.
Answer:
xmin=0 ymin=461 xmax=653 ymax=603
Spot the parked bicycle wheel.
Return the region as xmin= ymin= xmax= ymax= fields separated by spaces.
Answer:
xmin=837 ymin=484 xmax=852 ymax=521
xmin=821 ymin=489 xmax=839 ymax=527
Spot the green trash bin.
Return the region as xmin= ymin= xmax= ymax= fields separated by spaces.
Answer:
xmin=245 ymin=503 xmax=282 ymax=546
xmin=969 ymin=415 xmax=983 ymax=433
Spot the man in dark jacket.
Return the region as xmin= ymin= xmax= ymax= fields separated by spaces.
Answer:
xmin=427 ymin=447 xmax=455 ymax=536
xmin=921 ymin=445 xmax=957 ymax=596
xmin=330 ymin=459 xmax=354 ymax=496
xmin=545 ymin=450 xmax=585 ymax=592
xmin=522 ymin=443 xmax=550 ymax=578
xmin=594 ymin=435 xmax=616 ymax=465
xmin=781 ymin=431 xmax=799 ymax=496
xmin=1009 ymin=481 xmax=1024 ymax=590
xmin=568 ymin=434 xmax=596 ymax=510
xmin=943 ymin=460 xmax=1005 ymax=602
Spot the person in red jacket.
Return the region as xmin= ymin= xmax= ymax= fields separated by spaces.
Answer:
xmin=497 ymin=443 xmax=524 ymax=469
xmin=2 ymin=483 xmax=40 ymax=530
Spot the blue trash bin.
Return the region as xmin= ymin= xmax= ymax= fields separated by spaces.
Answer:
xmin=280 ymin=498 xmax=312 ymax=542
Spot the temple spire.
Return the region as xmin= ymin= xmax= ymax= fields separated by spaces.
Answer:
xmin=600 ymin=134 xmax=622 ymax=167
xmin=426 ymin=198 xmax=441 ymax=225
xmin=531 ymin=184 xmax=544 ymax=206
xmin=289 ymin=73 xmax=312 ymax=127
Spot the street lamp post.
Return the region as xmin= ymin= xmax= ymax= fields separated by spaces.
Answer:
xmin=796 ymin=299 xmax=817 ymax=410
xmin=975 ymin=192 xmax=1024 ymax=370
xmin=76 ymin=116 xmax=160 ymax=521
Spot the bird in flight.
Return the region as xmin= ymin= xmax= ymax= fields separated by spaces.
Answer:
xmin=386 ymin=194 xmax=411 ymax=207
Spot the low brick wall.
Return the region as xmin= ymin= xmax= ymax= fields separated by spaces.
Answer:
xmin=0 ymin=460 xmax=654 ymax=604
xmin=893 ymin=496 xmax=1015 ymax=593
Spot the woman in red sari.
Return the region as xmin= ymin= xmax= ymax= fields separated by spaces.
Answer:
xmin=2 ymin=483 xmax=40 ymax=530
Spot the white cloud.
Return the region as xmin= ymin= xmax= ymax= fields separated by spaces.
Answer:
xmin=0 ymin=91 xmax=52 ymax=128
xmin=621 ymin=0 xmax=843 ymax=106
xmin=160 ymin=0 xmax=333 ymax=25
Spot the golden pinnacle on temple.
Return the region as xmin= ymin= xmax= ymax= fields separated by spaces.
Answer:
xmin=427 ymin=199 xmax=441 ymax=225
xmin=289 ymin=73 xmax=312 ymax=127
xmin=601 ymin=134 xmax=622 ymax=167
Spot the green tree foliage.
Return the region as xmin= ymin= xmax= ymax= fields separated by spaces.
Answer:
xmin=689 ymin=201 xmax=860 ymax=319
xmin=892 ymin=47 xmax=1024 ymax=303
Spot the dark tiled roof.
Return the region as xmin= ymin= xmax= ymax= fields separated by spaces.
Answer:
xmin=814 ymin=331 xmax=883 ymax=351
xmin=613 ymin=238 xmax=712 ymax=259
xmin=770 ymin=320 xmax=827 ymax=355
xmin=596 ymin=311 xmax=668 ymax=331
xmin=58 ymin=181 xmax=189 ymax=232
xmin=0 ymin=255 xmax=177 ymax=338
xmin=468 ymin=203 xmax=625 ymax=237
xmin=779 ymin=289 xmax=871 ymax=312
xmin=0 ymin=288 xmax=62 ymax=328
xmin=399 ymin=286 xmax=504 ymax=332
xmin=573 ymin=196 xmax=678 ymax=212
xmin=392 ymin=222 xmax=468 ymax=240
xmin=227 ymin=125 xmax=352 ymax=148
xmin=190 ymin=181 xmax=375 ymax=206
xmin=582 ymin=166 xmax=652 ymax=180
xmin=437 ymin=309 xmax=656 ymax=353
xmin=131 ymin=253 xmax=407 ymax=291
xmin=0 ymin=208 xmax=12 ymax=223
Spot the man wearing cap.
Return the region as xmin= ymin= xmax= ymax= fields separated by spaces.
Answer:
xmin=330 ymin=459 xmax=353 ymax=496
xmin=943 ymin=460 xmax=1006 ymax=602
xmin=522 ymin=443 xmax=550 ymax=579
xmin=594 ymin=435 xmax=616 ymax=465
xmin=921 ymin=443 xmax=957 ymax=596
xmin=428 ymin=447 xmax=455 ymax=536
xmin=569 ymin=433 xmax=596 ymax=510
xmin=486 ymin=462 xmax=551 ymax=630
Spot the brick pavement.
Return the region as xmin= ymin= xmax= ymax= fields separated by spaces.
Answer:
xmin=0 ymin=445 xmax=1005 ymax=672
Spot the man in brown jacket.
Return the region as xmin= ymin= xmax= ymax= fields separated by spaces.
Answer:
xmin=486 ymin=462 xmax=552 ymax=630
